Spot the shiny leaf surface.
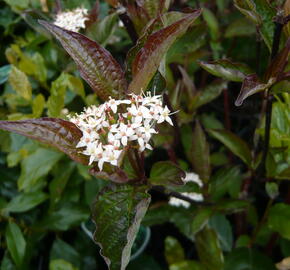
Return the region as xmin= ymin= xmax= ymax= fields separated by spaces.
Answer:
xmin=39 ymin=20 xmax=127 ymax=100
xmin=129 ymin=9 xmax=201 ymax=93
xmin=199 ymin=59 xmax=252 ymax=82
xmin=92 ymin=183 xmax=150 ymax=270
xmin=208 ymin=129 xmax=252 ymax=167
xmin=0 ymin=118 xmax=88 ymax=164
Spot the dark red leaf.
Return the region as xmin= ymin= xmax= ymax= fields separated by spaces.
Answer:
xmin=0 ymin=118 xmax=88 ymax=164
xmin=128 ymin=9 xmax=201 ymax=94
xmin=235 ymin=74 xmax=271 ymax=106
xmin=265 ymin=38 xmax=290 ymax=81
xmin=39 ymin=20 xmax=127 ymax=101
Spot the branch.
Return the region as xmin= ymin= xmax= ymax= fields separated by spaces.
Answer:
xmin=259 ymin=13 xmax=284 ymax=177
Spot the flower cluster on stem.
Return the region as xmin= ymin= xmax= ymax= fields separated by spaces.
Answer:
xmin=69 ymin=92 xmax=174 ymax=171
xmin=54 ymin=8 xmax=89 ymax=32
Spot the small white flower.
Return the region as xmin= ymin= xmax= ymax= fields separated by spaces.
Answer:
xmin=54 ymin=8 xmax=89 ymax=32
xmin=169 ymin=192 xmax=204 ymax=208
xmin=182 ymin=172 xmax=203 ymax=187
xmin=68 ymin=91 xmax=176 ymax=171
xmin=157 ymin=106 xmax=173 ymax=126
xmin=128 ymin=104 xmax=151 ymax=123
xmin=169 ymin=197 xmax=190 ymax=208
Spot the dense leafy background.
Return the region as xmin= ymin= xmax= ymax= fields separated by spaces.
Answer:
xmin=0 ymin=0 xmax=289 ymax=269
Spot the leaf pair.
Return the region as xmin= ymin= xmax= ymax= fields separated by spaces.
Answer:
xmin=199 ymin=38 xmax=290 ymax=106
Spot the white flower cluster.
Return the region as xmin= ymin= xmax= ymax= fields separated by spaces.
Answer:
xmin=169 ymin=172 xmax=204 ymax=208
xmin=54 ymin=8 xmax=89 ymax=32
xmin=69 ymin=93 xmax=174 ymax=171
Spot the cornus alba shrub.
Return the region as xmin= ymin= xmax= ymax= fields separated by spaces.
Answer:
xmin=0 ymin=8 xmax=203 ymax=270
xmin=69 ymin=93 xmax=174 ymax=170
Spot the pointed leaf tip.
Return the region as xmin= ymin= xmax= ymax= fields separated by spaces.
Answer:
xmin=39 ymin=20 xmax=127 ymax=101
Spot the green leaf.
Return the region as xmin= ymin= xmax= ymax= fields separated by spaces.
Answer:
xmin=47 ymin=73 xmax=68 ymax=117
xmin=191 ymin=208 xmax=213 ymax=235
xmin=0 ymin=251 xmax=16 ymax=270
xmin=92 ymin=183 xmax=151 ymax=270
xmin=209 ymin=167 xmax=242 ymax=201
xmin=224 ymin=247 xmax=275 ymax=270
xmin=170 ymin=261 xmax=205 ymax=270
xmin=50 ymin=239 xmax=80 ymax=268
xmin=18 ymin=148 xmax=62 ymax=191
xmin=129 ymin=9 xmax=201 ymax=93
xmin=8 ymin=65 xmax=32 ymax=100
xmin=39 ymin=20 xmax=127 ymax=101
xmin=0 ymin=118 xmax=88 ymax=164
xmin=202 ymin=8 xmax=220 ymax=41
xmin=234 ymin=0 xmax=275 ymax=50
xmin=199 ymin=60 xmax=252 ymax=82
xmin=165 ymin=236 xmax=185 ymax=265
xmin=190 ymin=80 xmax=227 ymax=110
xmin=191 ymin=122 xmax=211 ymax=183
xmin=234 ymin=0 xmax=262 ymax=25
xmin=195 ymin=227 xmax=224 ymax=270
xmin=3 ymin=0 xmax=29 ymax=11
xmin=49 ymin=259 xmax=78 ymax=270
xmin=0 ymin=65 xmax=11 ymax=84
xmin=268 ymin=203 xmax=290 ymax=240
xmin=4 ymin=191 xmax=48 ymax=213
xmin=32 ymin=94 xmax=45 ymax=118
xmin=265 ymin=182 xmax=279 ymax=199
xmin=39 ymin=204 xmax=89 ymax=231
xmin=209 ymin=215 xmax=233 ymax=252
xmin=208 ymin=129 xmax=252 ymax=167
xmin=149 ymin=161 xmax=185 ymax=186
xmin=67 ymin=74 xmax=85 ymax=100
xmin=49 ymin=161 xmax=76 ymax=208
xmin=225 ymin=18 xmax=256 ymax=38
xmin=87 ymin=12 xmax=118 ymax=46
xmin=6 ymin=222 xmax=26 ymax=267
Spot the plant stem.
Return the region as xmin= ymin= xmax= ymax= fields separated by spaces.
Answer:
xmin=119 ymin=13 xmax=138 ymax=44
xmin=259 ymin=15 xmax=284 ymax=177
xmin=127 ymin=149 xmax=141 ymax=177
xmin=55 ymin=0 xmax=62 ymax=13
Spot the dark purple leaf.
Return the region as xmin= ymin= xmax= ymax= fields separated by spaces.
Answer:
xmin=235 ymin=74 xmax=272 ymax=106
xmin=0 ymin=118 xmax=88 ymax=164
xmin=128 ymin=9 xmax=201 ymax=94
xmin=265 ymin=38 xmax=290 ymax=81
xmin=39 ymin=20 xmax=127 ymax=101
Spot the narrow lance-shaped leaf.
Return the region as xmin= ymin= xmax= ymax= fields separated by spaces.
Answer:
xmin=199 ymin=59 xmax=252 ymax=82
xmin=129 ymin=9 xmax=201 ymax=94
xmin=195 ymin=227 xmax=224 ymax=270
xmin=0 ymin=118 xmax=88 ymax=164
xmin=92 ymin=183 xmax=151 ymax=270
xmin=6 ymin=222 xmax=26 ymax=267
xmin=191 ymin=121 xmax=211 ymax=183
xmin=208 ymin=129 xmax=252 ymax=167
xmin=39 ymin=20 xmax=127 ymax=101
